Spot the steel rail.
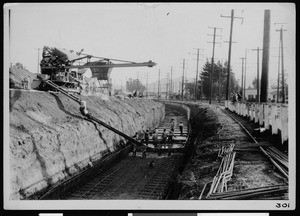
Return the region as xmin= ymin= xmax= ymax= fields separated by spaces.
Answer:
xmin=209 ymin=187 xmax=288 ymax=200
xmin=207 ymin=184 xmax=287 ymax=197
xmin=220 ymin=107 xmax=288 ymax=179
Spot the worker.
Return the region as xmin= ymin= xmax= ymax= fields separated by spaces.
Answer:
xmin=152 ymin=129 xmax=159 ymax=148
xmin=148 ymin=160 xmax=155 ymax=168
xmin=133 ymin=132 xmax=139 ymax=140
xmin=237 ymin=92 xmax=242 ymax=101
xmin=232 ymin=92 xmax=237 ymax=103
xmin=157 ymin=129 xmax=167 ymax=156
xmin=161 ymin=129 xmax=168 ymax=145
xmin=132 ymin=143 xmax=137 ymax=157
xmin=179 ymin=121 xmax=184 ymax=136
xmin=22 ymin=78 xmax=28 ymax=89
xmin=132 ymin=132 xmax=139 ymax=157
xmin=85 ymin=83 xmax=90 ymax=94
xmin=167 ymin=129 xmax=176 ymax=144
xmin=79 ymin=101 xmax=89 ymax=116
xmin=133 ymin=90 xmax=138 ymax=97
xmin=170 ymin=118 xmax=175 ymax=132
xmin=168 ymin=148 xmax=172 ymax=157
xmin=142 ymin=147 xmax=147 ymax=158
xmin=143 ymin=129 xmax=150 ymax=146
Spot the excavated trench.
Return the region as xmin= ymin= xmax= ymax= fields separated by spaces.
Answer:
xmin=8 ymin=92 xmax=230 ymax=200
xmin=9 ymin=90 xmax=204 ymax=200
xmin=10 ymin=92 xmax=285 ymax=200
xmin=51 ymin=103 xmax=192 ymax=200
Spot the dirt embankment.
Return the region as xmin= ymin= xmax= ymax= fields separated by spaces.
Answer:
xmin=9 ymin=90 xmax=165 ymax=200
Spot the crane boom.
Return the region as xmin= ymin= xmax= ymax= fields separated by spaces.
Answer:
xmin=41 ymin=61 xmax=156 ymax=70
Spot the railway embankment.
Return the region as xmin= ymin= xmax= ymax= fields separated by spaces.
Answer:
xmin=162 ymin=101 xmax=287 ymax=200
xmin=9 ymin=90 xmax=165 ymax=200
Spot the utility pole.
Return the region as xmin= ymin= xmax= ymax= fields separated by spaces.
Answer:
xmin=244 ymin=49 xmax=248 ymax=101
xmin=218 ymin=67 xmax=222 ymax=103
xmin=170 ymin=66 xmax=173 ymax=94
xmin=252 ymin=47 xmax=263 ymax=103
xmin=158 ymin=69 xmax=160 ymax=100
xmin=276 ymin=27 xmax=287 ymax=103
xmin=166 ymin=73 xmax=170 ymax=99
xmin=280 ymin=27 xmax=286 ymax=103
xmin=221 ymin=9 xmax=243 ymax=100
xmin=146 ymin=71 xmax=149 ymax=97
xmin=276 ymin=44 xmax=281 ymax=103
xmin=207 ymin=27 xmax=222 ymax=104
xmin=181 ymin=59 xmax=185 ymax=100
xmin=275 ymin=22 xmax=287 ymax=103
xmin=195 ymin=49 xmax=200 ymax=102
xmin=239 ymin=57 xmax=245 ymax=100
xmin=260 ymin=10 xmax=271 ymax=103
xmin=192 ymin=48 xmax=203 ymax=102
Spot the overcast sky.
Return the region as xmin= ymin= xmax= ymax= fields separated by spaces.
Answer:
xmin=5 ymin=3 xmax=295 ymax=91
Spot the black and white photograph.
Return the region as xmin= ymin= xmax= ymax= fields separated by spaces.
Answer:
xmin=3 ymin=2 xmax=295 ymax=211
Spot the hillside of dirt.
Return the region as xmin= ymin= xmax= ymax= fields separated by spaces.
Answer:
xmin=9 ymin=90 xmax=165 ymax=200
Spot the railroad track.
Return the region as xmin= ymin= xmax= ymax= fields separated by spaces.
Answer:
xmin=220 ymin=107 xmax=288 ymax=179
xmin=201 ymin=106 xmax=288 ymax=200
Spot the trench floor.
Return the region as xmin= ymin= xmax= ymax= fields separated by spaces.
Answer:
xmin=62 ymin=152 xmax=183 ymax=200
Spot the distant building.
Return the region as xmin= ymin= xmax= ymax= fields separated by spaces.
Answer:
xmin=244 ymin=87 xmax=287 ymax=102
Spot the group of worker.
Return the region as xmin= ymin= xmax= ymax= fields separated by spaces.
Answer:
xmin=21 ymin=77 xmax=30 ymax=89
xmin=231 ymin=91 xmax=242 ymax=103
xmin=132 ymin=118 xmax=184 ymax=157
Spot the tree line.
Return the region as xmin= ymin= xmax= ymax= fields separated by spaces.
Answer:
xmin=185 ymin=59 xmax=240 ymax=100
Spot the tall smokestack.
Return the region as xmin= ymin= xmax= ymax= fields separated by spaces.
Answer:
xmin=260 ymin=10 xmax=271 ymax=102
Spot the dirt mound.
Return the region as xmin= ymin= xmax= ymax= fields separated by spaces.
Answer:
xmin=9 ymin=90 xmax=164 ymax=199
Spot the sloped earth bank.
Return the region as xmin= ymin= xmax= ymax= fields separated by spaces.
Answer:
xmin=9 ymin=90 xmax=165 ymax=200
xmin=166 ymin=102 xmax=286 ymax=200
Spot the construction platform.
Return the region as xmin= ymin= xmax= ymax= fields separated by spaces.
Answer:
xmin=143 ymin=107 xmax=189 ymax=152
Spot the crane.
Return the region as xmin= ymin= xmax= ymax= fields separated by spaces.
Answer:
xmin=36 ymin=46 xmax=157 ymax=93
